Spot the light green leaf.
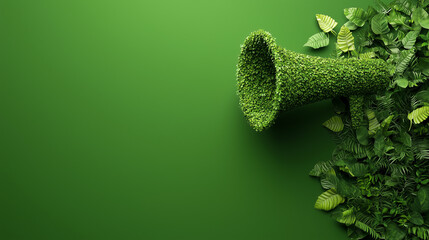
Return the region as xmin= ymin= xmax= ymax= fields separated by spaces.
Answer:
xmin=421 ymin=18 xmax=429 ymax=29
xmin=323 ymin=116 xmax=344 ymax=132
xmin=337 ymin=26 xmax=355 ymax=52
xmin=344 ymin=8 xmax=367 ymax=27
xmin=408 ymin=106 xmax=429 ymax=124
xmin=314 ymin=189 xmax=345 ymax=211
xmin=402 ymin=30 xmax=420 ymax=49
xmin=304 ymin=32 xmax=329 ymax=49
xmin=336 ymin=208 xmax=356 ymax=226
xmin=371 ymin=13 xmax=390 ymax=35
xmin=388 ymin=10 xmax=407 ymax=27
xmin=344 ymin=21 xmax=358 ymax=31
xmin=359 ymin=52 xmax=376 ymax=59
xmin=316 ymin=14 xmax=338 ymax=33
xmin=412 ymin=7 xmax=428 ymax=25
xmin=395 ymin=78 xmax=409 ymax=88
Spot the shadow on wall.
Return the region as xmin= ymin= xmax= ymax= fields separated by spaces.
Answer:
xmin=252 ymin=100 xmax=336 ymax=170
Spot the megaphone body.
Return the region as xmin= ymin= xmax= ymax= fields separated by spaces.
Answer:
xmin=237 ymin=30 xmax=390 ymax=131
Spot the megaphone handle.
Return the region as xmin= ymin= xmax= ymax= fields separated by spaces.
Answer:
xmin=349 ymin=95 xmax=365 ymax=129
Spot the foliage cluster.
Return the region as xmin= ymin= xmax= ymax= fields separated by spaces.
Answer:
xmin=307 ymin=0 xmax=429 ymax=239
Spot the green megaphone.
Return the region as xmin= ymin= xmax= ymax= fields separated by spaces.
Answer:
xmin=237 ymin=30 xmax=390 ymax=131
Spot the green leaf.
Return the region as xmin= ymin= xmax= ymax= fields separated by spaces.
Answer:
xmin=316 ymin=14 xmax=338 ymax=33
xmin=412 ymin=7 xmax=428 ymax=25
xmin=395 ymin=78 xmax=409 ymax=88
xmin=337 ymin=25 xmax=355 ymax=52
xmin=421 ymin=18 xmax=429 ymax=29
xmin=304 ymin=32 xmax=329 ymax=49
xmin=367 ymin=110 xmax=380 ymax=135
xmin=386 ymin=222 xmax=406 ymax=240
xmin=344 ymin=8 xmax=367 ymax=27
xmin=355 ymin=221 xmax=381 ymax=239
xmin=408 ymin=106 xmax=429 ymax=124
xmin=396 ymin=48 xmax=415 ymax=74
xmin=399 ymin=130 xmax=412 ymax=147
xmin=335 ymin=208 xmax=356 ymax=226
xmin=418 ymin=187 xmax=429 ymax=212
xmin=359 ymin=52 xmax=376 ymax=59
xmin=416 ymin=90 xmax=429 ymax=103
xmin=314 ymin=189 xmax=345 ymax=211
xmin=356 ymin=126 xmax=369 ymax=145
xmin=371 ymin=13 xmax=390 ymax=35
xmin=402 ymin=30 xmax=420 ymax=49
xmin=410 ymin=211 xmax=424 ymax=225
xmin=388 ymin=10 xmax=407 ymax=28
xmin=323 ymin=116 xmax=344 ymax=132
xmin=344 ymin=21 xmax=358 ymax=31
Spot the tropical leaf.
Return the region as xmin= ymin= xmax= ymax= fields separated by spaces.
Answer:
xmin=371 ymin=13 xmax=390 ymax=35
xmin=367 ymin=110 xmax=380 ymax=135
xmin=388 ymin=9 xmax=407 ymax=27
xmin=355 ymin=221 xmax=381 ymax=239
xmin=411 ymin=7 xmax=428 ymax=25
xmin=336 ymin=208 xmax=356 ymax=226
xmin=421 ymin=18 xmax=429 ymax=29
xmin=396 ymin=48 xmax=415 ymax=74
xmin=344 ymin=21 xmax=358 ymax=31
xmin=359 ymin=52 xmax=376 ymax=59
xmin=323 ymin=116 xmax=344 ymax=132
xmin=337 ymin=26 xmax=355 ymax=52
xmin=309 ymin=161 xmax=333 ymax=177
xmin=386 ymin=223 xmax=406 ymax=240
xmin=316 ymin=14 xmax=338 ymax=33
xmin=408 ymin=106 xmax=429 ymax=124
xmin=402 ymin=30 xmax=420 ymax=49
xmin=314 ymin=189 xmax=345 ymax=211
xmin=395 ymin=78 xmax=409 ymax=88
xmin=304 ymin=32 xmax=329 ymax=49
xmin=344 ymin=8 xmax=367 ymax=27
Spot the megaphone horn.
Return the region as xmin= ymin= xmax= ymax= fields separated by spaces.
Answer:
xmin=237 ymin=30 xmax=390 ymax=131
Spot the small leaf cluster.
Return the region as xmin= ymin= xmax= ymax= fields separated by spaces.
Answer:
xmin=309 ymin=0 xmax=429 ymax=239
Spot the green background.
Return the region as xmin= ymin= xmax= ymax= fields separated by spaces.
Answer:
xmin=0 ymin=0 xmax=374 ymax=239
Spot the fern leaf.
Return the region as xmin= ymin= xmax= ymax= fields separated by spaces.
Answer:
xmin=316 ymin=14 xmax=338 ymax=33
xmin=304 ymin=32 xmax=329 ymax=49
xmin=355 ymin=221 xmax=381 ymax=239
xmin=323 ymin=116 xmax=344 ymax=132
xmin=396 ymin=48 xmax=415 ymax=74
xmin=337 ymin=25 xmax=355 ymax=52
xmin=314 ymin=189 xmax=345 ymax=211
xmin=408 ymin=106 xmax=429 ymax=124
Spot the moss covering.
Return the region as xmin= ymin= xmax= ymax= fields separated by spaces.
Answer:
xmin=237 ymin=30 xmax=390 ymax=131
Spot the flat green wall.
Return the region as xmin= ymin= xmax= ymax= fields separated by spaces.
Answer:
xmin=0 ymin=0 xmax=375 ymax=239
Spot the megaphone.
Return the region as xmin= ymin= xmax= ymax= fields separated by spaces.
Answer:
xmin=237 ymin=30 xmax=390 ymax=131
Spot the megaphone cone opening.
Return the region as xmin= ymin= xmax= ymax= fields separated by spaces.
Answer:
xmin=237 ymin=30 xmax=282 ymax=131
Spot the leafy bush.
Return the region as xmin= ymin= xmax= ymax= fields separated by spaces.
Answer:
xmin=307 ymin=0 xmax=429 ymax=239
